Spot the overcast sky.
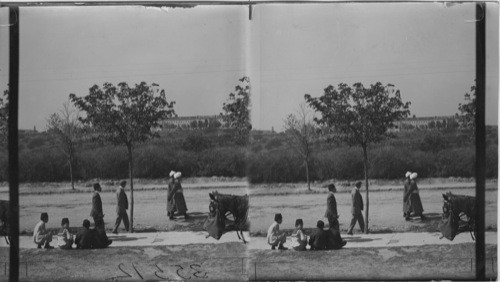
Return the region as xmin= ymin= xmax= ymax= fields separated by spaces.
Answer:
xmin=0 ymin=3 xmax=498 ymax=131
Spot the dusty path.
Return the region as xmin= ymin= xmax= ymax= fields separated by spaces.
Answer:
xmin=250 ymin=187 xmax=497 ymax=235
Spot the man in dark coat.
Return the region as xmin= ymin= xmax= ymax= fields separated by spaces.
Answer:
xmin=403 ymin=172 xmax=412 ymax=220
xmin=75 ymin=219 xmax=93 ymax=249
xmin=326 ymin=228 xmax=347 ymax=250
xmin=90 ymin=183 xmax=104 ymax=225
xmin=167 ymin=171 xmax=176 ymax=220
xmin=309 ymin=220 xmax=328 ymax=250
xmin=324 ymin=183 xmax=346 ymax=248
xmin=347 ymin=181 xmax=365 ymax=235
xmin=112 ymin=180 xmax=129 ymax=234
xmin=407 ymin=173 xmax=426 ymax=220
xmin=325 ymin=184 xmax=339 ymax=231
xmin=93 ymin=218 xmax=112 ymax=248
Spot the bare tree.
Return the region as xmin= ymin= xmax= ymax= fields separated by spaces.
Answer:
xmin=46 ymin=100 xmax=83 ymax=190
xmin=283 ymin=103 xmax=317 ymax=191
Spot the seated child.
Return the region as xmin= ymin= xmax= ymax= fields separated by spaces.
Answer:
xmin=308 ymin=220 xmax=328 ymax=250
xmin=33 ymin=212 xmax=53 ymax=249
xmin=267 ymin=213 xmax=287 ymax=250
xmin=290 ymin=219 xmax=307 ymax=251
xmin=57 ymin=218 xmax=74 ymax=249
xmin=75 ymin=219 xmax=93 ymax=249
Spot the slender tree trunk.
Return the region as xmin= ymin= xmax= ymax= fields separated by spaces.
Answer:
xmin=127 ymin=145 xmax=134 ymax=233
xmin=69 ymin=157 xmax=74 ymax=190
xmin=305 ymin=157 xmax=310 ymax=191
xmin=362 ymin=145 xmax=369 ymax=234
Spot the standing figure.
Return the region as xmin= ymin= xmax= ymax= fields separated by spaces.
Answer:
xmin=112 ymin=180 xmax=129 ymax=234
xmin=347 ymin=181 xmax=365 ymax=235
xmin=403 ymin=171 xmax=412 ymax=220
xmin=90 ymin=183 xmax=104 ymax=225
xmin=408 ymin=173 xmax=426 ymax=220
xmin=172 ymin=172 xmax=188 ymax=220
xmin=33 ymin=212 xmax=54 ymax=249
xmin=267 ymin=213 xmax=287 ymax=250
xmin=324 ymin=184 xmax=339 ymax=232
xmin=167 ymin=170 xmax=177 ymax=220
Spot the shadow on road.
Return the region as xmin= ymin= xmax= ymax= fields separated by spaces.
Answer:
xmin=344 ymin=236 xmax=382 ymax=243
xmin=109 ymin=235 xmax=148 ymax=242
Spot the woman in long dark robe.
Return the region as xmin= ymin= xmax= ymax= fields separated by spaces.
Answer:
xmin=173 ymin=172 xmax=188 ymax=219
xmin=408 ymin=173 xmax=426 ymax=220
xmin=167 ymin=171 xmax=176 ymax=220
xmin=403 ymin=171 xmax=412 ymax=220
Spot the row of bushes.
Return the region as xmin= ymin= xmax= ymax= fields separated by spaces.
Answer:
xmin=246 ymin=145 xmax=497 ymax=183
xmin=0 ymin=143 xmax=496 ymax=183
xmin=0 ymin=145 xmax=247 ymax=182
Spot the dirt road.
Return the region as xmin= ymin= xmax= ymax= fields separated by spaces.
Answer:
xmin=249 ymin=187 xmax=497 ymax=235
xmin=11 ymin=187 xmax=248 ymax=234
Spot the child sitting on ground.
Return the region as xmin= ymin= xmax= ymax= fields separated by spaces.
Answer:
xmin=57 ymin=218 xmax=74 ymax=249
xmin=290 ymin=219 xmax=307 ymax=251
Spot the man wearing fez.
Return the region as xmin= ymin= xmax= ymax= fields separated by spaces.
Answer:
xmin=112 ymin=180 xmax=129 ymax=234
xmin=90 ymin=183 xmax=104 ymax=225
xmin=325 ymin=184 xmax=339 ymax=232
xmin=267 ymin=213 xmax=287 ymax=250
xmin=347 ymin=181 xmax=365 ymax=235
xmin=167 ymin=171 xmax=177 ymax=220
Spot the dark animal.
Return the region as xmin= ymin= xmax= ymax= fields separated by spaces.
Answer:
xmin=0 ymin=200 xmax=10 ymax=244
xmin=204 ymin=191 xmax=249 ymax=243
xmin=440 ymin=192 xmax=476 ymax=241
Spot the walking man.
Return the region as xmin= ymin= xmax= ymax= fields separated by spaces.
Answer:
xmin=112 ymin=180 xmax=129 ymax=234
xmin=324 ymin=184 xmax=339 ymax=231
xmin=347 ymin=181 xmax=365 ymax=235
xmin=90 ymin=183 xmax=104 ymax=225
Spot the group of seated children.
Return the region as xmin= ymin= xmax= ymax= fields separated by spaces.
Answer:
xmin=33 ymin=212 xmax=112 ymax=249
xmin=267 ymin=213 xmax=347 ymax=251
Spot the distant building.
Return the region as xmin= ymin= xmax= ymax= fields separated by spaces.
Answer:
xmin=391 ymin=115 xmax=458 ymax=132
xmin=160 ymin=115 xmax=224 ymax=130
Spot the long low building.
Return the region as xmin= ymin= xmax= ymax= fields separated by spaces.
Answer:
xmin=160 ymin=115 xmax=225 ymax=130
xmin=392 ymin=115 xmax=459 ymax=131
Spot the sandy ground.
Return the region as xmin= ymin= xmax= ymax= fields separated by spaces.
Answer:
xmin=250 ymin=187 xmax=497 ymax=235
xmin=248 ymin=243 xmax=497 ymax=280
xmin=0 ymin=243 xmax=248 ymax=281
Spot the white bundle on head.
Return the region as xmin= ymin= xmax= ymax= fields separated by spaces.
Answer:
xmin=174 ymin=172 xmax=182 ymax=179
xmin=405 ymin=171 xmax=412 ymax=178
xmin=410 ymin=172 xmax=418 ymax=180
xmin=169 ymin=170 xmax=176 ymax=177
